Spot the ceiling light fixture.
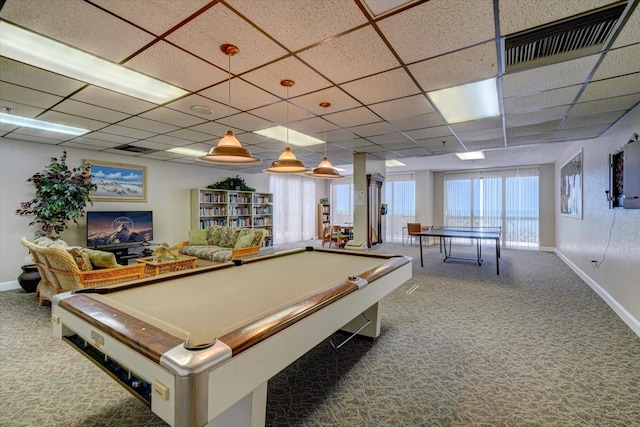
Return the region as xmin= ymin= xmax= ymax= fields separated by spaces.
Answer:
xmin=166 ymin=147 xmax=208 ymax=157
xmin=197 ymin=44 xmax=261 ymax=165
xmin=307 ymin=102 xmax=344 ymax=179
xmin=263 ymin=80 xmax=311 ymax=174
xmin=427 ymin=78 xmax=499 ymax=124
xmin=0 ymin=21 xmax=187 ymax=104
xmin=386 ymin=159 xmax=406 ymax=167
xmin=0 ymin=112 xmax=89 ymax=136
xmin=455 ymin=151 xmax=485 ymax=160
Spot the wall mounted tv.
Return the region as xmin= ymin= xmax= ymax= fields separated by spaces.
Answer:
xmin=86 ymin=211 xmax=153 ymax=249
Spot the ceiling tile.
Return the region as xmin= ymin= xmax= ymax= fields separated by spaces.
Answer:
xmin=505 ymin=105 xmax=569 ymax=127
xmin=242 ymin=57 xmax=332 ymax=97
xmin=324 ymin=107 xmax=381 ymax=128
xmin=125 ymin=41 xmax=228 ymax=92
xmin=297 ymin=26 xmax=400 ymax=84
xmin=457 ymin=128 xmax=505 ymax=143
xmin=71 ymin=86 xmax=157 ymax=115
xmin=390 ymin=113 xmax=447 ymax=131
xmin=228 ymin=0 xmax=367 ymax=52
xmin=503 ymin=85 xmax=581 ymax=115
xmin=569 ymin=94 xmax=640 ymax=116
xmin=560 ymin=111 xmax=626 ymax=130
xmin=165 ymin=4 xmax=287 ymax=75
xmin=139 ymin=107 xmax=207 ymax=128
xmin=91 ymin=0 xmax=211 ymax=36
xmin=349 ymin=122 xmax=399 ymax=138
xmin=506 ymin=121 xmax=562 ymax=137
xmin=450 ymin=117 xmax=503 ymax=134
xmin=369 ymin=95 xmax=434 ymax=121
xmin=341 ymin=68 xmax=420 ymax=105
xmin=198 ymin=79 xmax=279 ymax=112
xmin=405 ymin=126 xmax=454 ymax=140
xmin=409 ymin=42 xmax=498 ymax=92
xmin=289 ymin=87 xmax=361 ymax=114
xmin=0 ymin=0 xmax=155 ymax=62
xmin=0 ymin=82 xmax=63 ymax=110
xmin=499 ymin=0 xmax=619 ymax=35
xmin=591 ymin=44 xmax=640 ymax=81
xmin=117 ymin=116 xmax=178 ymax=134
xmin=53 ymin=99 xmax=130 ymax=123
xmin=611 ymin=4 xmax=640 ymax=48
xmin=503 ymin=55 xmax=600 ymax=97
xmin=38 ymin=110 xmax=108 ymax=131
xmin=578 ymin=73 xmax=640 ymax=102
xmin=554 ymin=123 xmax=611 ymax=140
xmin=379 ymin=0 xmax=495 ymax=63
xmin=0 ymin=59 xmax=85 ymax=97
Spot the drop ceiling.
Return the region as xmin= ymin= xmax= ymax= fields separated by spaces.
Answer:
xmin=1 ymin=0 xmax=639 ymax=174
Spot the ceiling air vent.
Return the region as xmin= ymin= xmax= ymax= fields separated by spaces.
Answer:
xmin=504 ymin=2 xmax=627 ymax=73
xmin=113 ymin=144 xmax=157 ymax=154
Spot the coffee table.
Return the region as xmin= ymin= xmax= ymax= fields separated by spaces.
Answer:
xmin=136 ymin=255 xmax=198 ymax=277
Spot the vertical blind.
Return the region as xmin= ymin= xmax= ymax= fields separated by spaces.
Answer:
xmin=384 ymin=173 xmax=416 ymax=243
xmin=444 ymin=167 xmax=540 ymax=249
xmin=331 ymin=177 xmax=354 ymax=224
xmin=270 ymin=174 xmax=316 ymax=244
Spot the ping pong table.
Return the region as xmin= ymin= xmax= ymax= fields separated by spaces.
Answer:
xmin=417 ymin=226 xmax=502 ymax=275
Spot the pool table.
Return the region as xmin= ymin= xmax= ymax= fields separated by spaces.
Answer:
xmin=52 ymin=247 xmax=412 ymax=427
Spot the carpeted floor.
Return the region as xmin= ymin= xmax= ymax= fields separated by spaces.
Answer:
xmin=1 ymin=242 xmax=639 ymax=426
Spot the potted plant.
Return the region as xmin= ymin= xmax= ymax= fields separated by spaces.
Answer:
xmin=320 ymin=197 xmax=329 ymax=205
xmin=207 ymin=175 xmax=255 ymax=192
xmin=16 ymin=151 xmax=97 ymax=238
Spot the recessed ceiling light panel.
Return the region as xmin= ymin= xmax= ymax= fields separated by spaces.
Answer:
xmin=428 ymin=78 xmax=499 ymax=124
xmin=254 ymin=126 xmax=324 ymax=147
xmin=0 ymin=21 xmax=188 ymax=104
xmin=455 ymin=151 xmax=485 ymax=160
xmin=0 ymin=113 xmax=89 ymax=136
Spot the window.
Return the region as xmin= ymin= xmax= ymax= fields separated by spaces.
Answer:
xmin=270 ymin=175 xmax=315 ymax=244
xmin=331 ymin=178 xmax=354 ymax=224
xmin=384 ymin=173 xmax=415 ymax=242
xmin=444 ymin=168 xmax=539 ymax=249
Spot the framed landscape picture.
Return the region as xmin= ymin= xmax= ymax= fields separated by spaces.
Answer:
xmin=84 ymin=160 xmax=147 ymax=202
xmin=560 ymin=149 xmax=583 ymax=219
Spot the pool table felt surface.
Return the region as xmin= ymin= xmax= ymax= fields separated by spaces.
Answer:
xmin=60 ymin=248 xmax=409 ymax=358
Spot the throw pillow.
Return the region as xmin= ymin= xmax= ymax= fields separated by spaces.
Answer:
xmin=188 ymin=229 xmax=208 ymax=245
xmin=82 ymin=248 xmax=120 ymax=269
xmin=234 ymin=234 xmax=256 ymax=249
xmin=68 ymin=248 xmax=93 ymax=271
xmin=219 ymin=227 xmax=241 ymax=247
xmin=206 ymin=226 xmax=223 ymax=246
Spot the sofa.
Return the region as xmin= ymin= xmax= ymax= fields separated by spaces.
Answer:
xmin=20 ymin=237 xmax=145 ymax=306
xmin=179 ymin=226 xmax=265 ymax=262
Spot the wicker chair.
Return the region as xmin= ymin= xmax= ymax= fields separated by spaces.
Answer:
xmin=20 ymin=238 xmax=59 ymax=306
xmin=329 ymin=225 xmax=350 ymax=248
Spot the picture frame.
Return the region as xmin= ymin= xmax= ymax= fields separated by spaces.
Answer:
xmin=84 ymin=160 xmax=147 ymax=202
xmin=560 ymin=149 xmax=583 ymax=219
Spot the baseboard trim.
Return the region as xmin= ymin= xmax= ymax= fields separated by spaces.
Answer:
xmin=1 ymin=281 xmax=21 ymax=292
xmin=555 ymin=249 xmax=640 ymax=338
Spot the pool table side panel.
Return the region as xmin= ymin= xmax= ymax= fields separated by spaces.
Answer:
xmin=205 ymin=261 xmax=413 ymax=422
xmin=219 ymin=281 xmax=358 ymax=355
xmin=59 ymin=294 xmax=184 ymax=364
xmin=218 ymin=255 xmax=411 ymax=356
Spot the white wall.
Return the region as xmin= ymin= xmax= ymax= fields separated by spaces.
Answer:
xmin=555 ymin=106 xmax=640 ymax=335
xmin=0 ymin=139 xmax=268 ymax=286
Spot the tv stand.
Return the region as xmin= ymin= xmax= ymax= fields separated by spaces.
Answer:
xmin=91 ymin=243 xmax=157 ymax=265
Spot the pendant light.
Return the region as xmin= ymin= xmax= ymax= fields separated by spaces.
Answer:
xmin=197 ymin=44 xmax=261 ymax=165
xmin=263 ymin=79 xmax=311 ymax=174
xmin=307 ymin=102 xmax=344 ymax=179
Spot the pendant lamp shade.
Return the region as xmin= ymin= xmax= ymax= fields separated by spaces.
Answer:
xmin=263 ymin=80 xmax=311 ymax=174
xmin=308 ymin=102 xmax=344 ymax=179
xmin=197 ymin=44 xmax=261 ymax=165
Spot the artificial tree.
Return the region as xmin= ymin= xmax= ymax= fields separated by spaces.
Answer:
xmin=16 ymin=151 xmax=97 ymax=238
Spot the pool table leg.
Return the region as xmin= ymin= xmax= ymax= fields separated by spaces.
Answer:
xmin=339 ymin=302 xmax=381 ymax=339
xmin=208 ymin=382 xmax=267 ymax=427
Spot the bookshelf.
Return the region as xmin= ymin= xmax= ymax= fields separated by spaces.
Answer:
xmin=317 ymin=203 xmax=331 ymax=239
xmin=191 ymin=189 xmax=273 ymax=246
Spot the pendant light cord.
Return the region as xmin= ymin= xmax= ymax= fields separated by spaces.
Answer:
xmin=227 ymin=53 xmax=231 ymax=130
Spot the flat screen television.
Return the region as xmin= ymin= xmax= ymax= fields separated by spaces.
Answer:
xmin=86 ymin=211 xmax=153 ymax=249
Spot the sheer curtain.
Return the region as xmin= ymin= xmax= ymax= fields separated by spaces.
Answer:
xmin=444 ymin=167 xmax=539 ymax=249
xmin=384 ymin=173 xmax=415 ymax=242
xmin=330 ymin=177 xmax=353 ymax=224
xmin=270 ymin=175 xmax=316 ymax=244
